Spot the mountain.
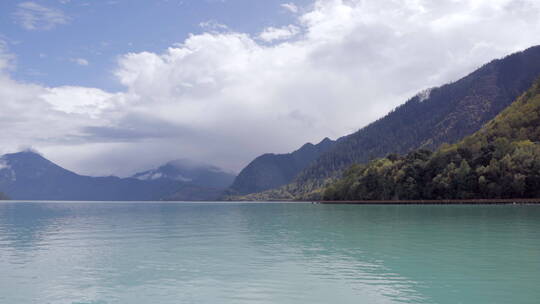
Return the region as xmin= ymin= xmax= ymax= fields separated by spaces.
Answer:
xmin=244 ymin=45 xmax=540 ymax=200
xmin=133 ymin=159 xmax=235 ymax=189
xmin=0 ymin=151 xmax=182 ymax=201
xmin=226 ymin=137 xmax=335 ymax=196
xmin=133 ymin=159 xmax=236 ymax=201
xmin=324 ymin=77 xmax=540 ymax=200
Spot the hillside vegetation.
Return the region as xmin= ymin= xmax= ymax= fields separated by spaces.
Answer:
xmin=324 ymin=79 xmax=540 ymax=200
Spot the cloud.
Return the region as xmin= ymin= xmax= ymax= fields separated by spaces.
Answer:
xmin=0 ymin=41 xmax=15 ymax=71
xmin=199 ymin=20 xmax=229 ymax=31
xmin=41 ymin=86 xmax=117 ymax=117
xmin=14 ymin=2 xmax=69 ymax=31
xmin=2 ymin=0 xmax=540 ymax=177
xmin=281 ymin=2 xmax=299 ymax=13
xmin=70 ymin=58 xmax=89 ymax=66
xmin=259 ymin=25 xmax=300 ymax=42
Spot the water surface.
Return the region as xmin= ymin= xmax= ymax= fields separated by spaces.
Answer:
xmin=0 ymin=202 xmax=539 ymax=304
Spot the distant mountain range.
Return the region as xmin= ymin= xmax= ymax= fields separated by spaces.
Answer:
xmin=234 ymin=45 xmax=540 ymax=200
xmin=0 ymin=151 xmax=235 ymax=201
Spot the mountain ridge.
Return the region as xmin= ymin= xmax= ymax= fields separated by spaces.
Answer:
xmin=133 ymin=158 xmax=235 ymax=190
xmin=226 ymin=137 xmax=335 ymax=196
xmin=242 ymin=45 xmax=540 ymax=200
xmin=0 ymin=151 xmax=233 ymax=201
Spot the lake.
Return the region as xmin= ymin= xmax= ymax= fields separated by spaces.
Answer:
xmin=0 ymin=202 xmax=539 ymax=304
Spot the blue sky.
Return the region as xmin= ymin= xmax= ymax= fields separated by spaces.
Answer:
xmin=1 ymin=0 xmax=309 ymax=91
xmin=1 ymin=0 xmax=540 ymax=177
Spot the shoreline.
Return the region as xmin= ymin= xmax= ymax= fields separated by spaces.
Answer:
xmin=314 ymin=198 xmax=540 ymax=205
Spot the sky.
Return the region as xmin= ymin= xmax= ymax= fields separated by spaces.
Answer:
xmin=0 ymin=0 xmax=540 ymax=177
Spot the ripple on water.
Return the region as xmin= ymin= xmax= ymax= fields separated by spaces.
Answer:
xmin=0 ymin=202 xmax=539 ymax=304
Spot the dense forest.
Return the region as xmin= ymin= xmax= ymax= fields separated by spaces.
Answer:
xmin=324 ymin=79 xmax=540 ymax=200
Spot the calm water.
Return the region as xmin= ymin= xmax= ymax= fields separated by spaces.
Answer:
xmin=0 ymin=202 xmax=539 ymax=304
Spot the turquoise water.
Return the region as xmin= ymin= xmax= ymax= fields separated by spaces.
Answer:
xmin=0 ymin=202 xmax=539 ymax=304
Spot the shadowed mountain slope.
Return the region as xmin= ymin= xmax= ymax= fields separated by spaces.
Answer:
xmin=0 ymin=151 xmax=181 ymax=201
xmin=226 ymin=137 xmax=335 ymax=196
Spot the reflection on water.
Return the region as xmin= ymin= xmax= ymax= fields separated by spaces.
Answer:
xmin=0 ymin=202 xmax=539 ymax=304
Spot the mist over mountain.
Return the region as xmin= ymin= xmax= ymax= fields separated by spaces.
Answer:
xmin=133 ymin=159 xmax=235 ymax=189
xmin=133 ymin=159 xmax=236 ymax=201
xmin=0 ymin=151 xmax=180 ymax=200
xmin=0 ymin=151 xmax=234 ymax=201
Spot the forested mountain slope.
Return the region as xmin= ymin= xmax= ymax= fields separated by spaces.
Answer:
xmin=324 ymin=78 xmax=540 ymax=200
xmin=246 ymin=45 xmax=540 ymax=200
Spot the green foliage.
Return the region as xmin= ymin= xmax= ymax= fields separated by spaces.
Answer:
xmin=324 ymin=79 xmax=540 ymax=200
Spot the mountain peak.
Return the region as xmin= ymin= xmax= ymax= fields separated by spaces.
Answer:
xmin=319 ymin=137 xmax=333 ymax=144
xmin=297 ymin=142 xmax=315 ymax=151
xmin=132 ymin=159 xmax=235 ymax=189
xmin=5 ymin=149 xmax=44 ymax=158
xmin=3 ymin=150 xmax=53 ymax=166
